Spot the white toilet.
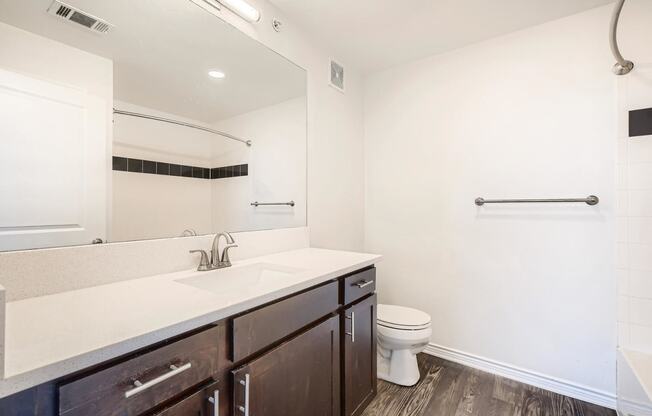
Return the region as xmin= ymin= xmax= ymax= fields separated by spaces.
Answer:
xmin=377 ymin=304 xmax=432 ymax=386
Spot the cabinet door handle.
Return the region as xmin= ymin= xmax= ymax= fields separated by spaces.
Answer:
xmin=237 ymin=373 xmax=250 ymax=416
xmin=355 ymin=280 xmax=374 ymax=289
xmin=345 ymin=312 xmax=356 ymax=343
xmin=207 ymin=389 xmax=219 ymax=416
xmin=125 ymin=362 xmax=192 ymax=398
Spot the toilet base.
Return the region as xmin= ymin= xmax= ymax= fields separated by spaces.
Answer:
xmin=377 ymin=348 xmax=421 ymax=386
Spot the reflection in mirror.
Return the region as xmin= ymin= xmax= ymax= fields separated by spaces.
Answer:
xmin=0 ymin=0 xmax=307 ymax=251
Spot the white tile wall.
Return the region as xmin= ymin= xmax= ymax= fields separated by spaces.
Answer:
xmin=617 ymin=66 xmax=652 ymax=356
xmin=618 ymin=242 xmax=630 ymax=269
xmin=631 ymin=324 xmax=652 ymax=352
xmin=630 ymin=139 xmax=652 ymax=164
xmin=629 ymin=244 xmax=652 ymax=271
xmin=629 ymin=218 xmax=652 ymax=244
xmin=630 ymin=297 xmax=652 ymax=327
xmin=619 ymin=295 xmax=631 ymax=323
xmin=629 ymin=191 xmax=652 ymax=217
xmin=618 ymin=269 xmax=630 ymax=296
xmin=617 ymin=190 xmax=629 ymax=217
xmin=629 ymin=163 xmax=652 ymax=189
xmin=631 ymin=270 xmax=652 ymax=299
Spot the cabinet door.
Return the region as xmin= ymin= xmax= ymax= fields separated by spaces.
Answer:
xmin=154 ymin=380 xmax=220 ymax=416
xmin=343 ymin=294 xmax=377 ymax=416
xmin=232 ymin=316 xmax=340 ymax=416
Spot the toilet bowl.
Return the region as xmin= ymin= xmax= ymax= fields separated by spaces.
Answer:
xmin=377 ymin=304 xmax=432 ymax=386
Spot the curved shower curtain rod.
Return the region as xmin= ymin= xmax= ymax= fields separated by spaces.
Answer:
xmin=113 ymin=108 xmax=253 ymax=146
xmin=610 ymin=0 xmax=634 ymax=75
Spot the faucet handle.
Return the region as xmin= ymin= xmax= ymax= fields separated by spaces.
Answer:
xmin=220 ymin=244 xmax=238 ymax=266
xmin=190 ymin=250 xmax=211 ymax=271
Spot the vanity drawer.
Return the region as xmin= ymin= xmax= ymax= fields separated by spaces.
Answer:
xmin=152 ymin=380 xmax=220 ymax=416
xmin=58 ymin=325 xmax=221 ymax=416
xmin=342 ymin=267 xmax=376 ymax=306
xmin=231 ymin=280 xmax=339 ymax=362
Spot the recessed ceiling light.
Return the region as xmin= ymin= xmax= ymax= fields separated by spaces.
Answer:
xmin=208 ymin=70 xmax=226 ymax=79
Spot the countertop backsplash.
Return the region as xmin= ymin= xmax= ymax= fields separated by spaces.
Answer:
xmin=0 ymin=227 xmax=309 ymax=302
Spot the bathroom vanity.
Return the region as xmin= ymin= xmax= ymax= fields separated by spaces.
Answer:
xmin=0 ymin=1 xmax=382 ymax=414
xmin=0 ymin=248 xmax=380 ymax=416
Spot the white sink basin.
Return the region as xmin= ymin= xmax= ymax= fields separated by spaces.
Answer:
xmin=175 ymin=263 xmax=305 ymax=296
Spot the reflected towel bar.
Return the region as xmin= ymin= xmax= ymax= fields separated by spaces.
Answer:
xmin=251 ymin=201 xmax=295 ymax=207
xmin=113 ymin=108 xmax=252 ymax=146
xmin=475 ymin=196 xmax=599 ymax=206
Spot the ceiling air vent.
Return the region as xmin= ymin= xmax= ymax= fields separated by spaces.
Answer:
xmin=46 ymin=1 xmax=113 ymax=34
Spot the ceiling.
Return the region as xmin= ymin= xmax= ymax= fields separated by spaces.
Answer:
xmin=271 ymin=0 xmax=614 ymax=73
xmin=0 ymin=0 xmax=306 ymax=122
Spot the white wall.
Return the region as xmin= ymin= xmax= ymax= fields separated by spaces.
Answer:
xmin=195 ymin=0 xmax=365 ymax=251
xmin=364 ymin=5 xmax=618 ymax=399
xmin=212 ymin=97 xmax=307 ymax=231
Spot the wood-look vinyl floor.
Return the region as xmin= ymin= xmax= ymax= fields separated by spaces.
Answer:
xmin=361 ymin=354 xmax=615 ymax=416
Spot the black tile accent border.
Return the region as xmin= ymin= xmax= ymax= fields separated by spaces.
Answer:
xmin=156 ymin=162 xmax=170 ymax=175
xmin=113 ymin=156 xmax=128 ymax=171
xmin=127 ymin=158 xmax=143 ymax=173
xmin=112 ymin=156 xmax=248 ymax=180
xmin=143 ymin=160 xmax=156 ymax=174
xmin=630 ymin=107 xmax=652 ymax=137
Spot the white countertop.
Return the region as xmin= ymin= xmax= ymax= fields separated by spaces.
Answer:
xmin=0 ymin=248 xmax=381 ymax=398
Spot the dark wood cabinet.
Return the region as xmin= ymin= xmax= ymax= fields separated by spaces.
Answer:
xmin=232 ymin=316 xmax=341 ymax=416
xmin=152 ymin=380 xmax=220 ymax=416
xmin=343 ymin=294 xmax=377 ymax=416
xmin=0 ymin=266 xmax=378 ymax=416
xmin=342 ymin=268 xmax=376 ymax=306
xmin=231 ymin=280 xmax=339 ymax=362
xmin=58 ymin=326 xmax=221 ymax=416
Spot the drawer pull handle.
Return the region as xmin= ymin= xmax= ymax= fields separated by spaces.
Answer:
xmin=208 ymin=389 xmax=219 ymax=416
xmin=124 ymin=362 xmax=192 ymax=398
xmin=345 ymin=312 xmax=356 ymax=343
xmin=355 ymin=280 xmax=374 ymax=289
xmin=238 ymin=373 xmax=250 ymax=416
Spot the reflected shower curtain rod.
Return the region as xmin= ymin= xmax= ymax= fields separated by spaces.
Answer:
xmin=113 ymin=108 xmax=252 ymax=146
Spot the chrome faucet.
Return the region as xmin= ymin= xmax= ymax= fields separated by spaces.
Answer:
xmin=189 ymin=232 xmax=238 ymax=271
xmin=211 ymin=232 xmax=238 ymax=269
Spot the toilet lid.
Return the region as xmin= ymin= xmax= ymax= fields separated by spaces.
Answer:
xmin=377 ymin=304 xmax=431 ymax=330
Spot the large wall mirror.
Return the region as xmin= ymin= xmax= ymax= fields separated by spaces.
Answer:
xmin=0 ymin=0 xmax=307 ymax=251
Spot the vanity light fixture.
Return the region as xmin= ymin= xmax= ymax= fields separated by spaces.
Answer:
xmin=208 ymin=70 xmax=226 ymax=79
xmin=216 ymin=0 xmax=261 ymax=23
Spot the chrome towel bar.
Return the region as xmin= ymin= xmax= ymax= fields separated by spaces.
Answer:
xmin=250 ymin=201 xmax=295 ymax=207
xmin=475 ymin=195 xmax=599 ymax=206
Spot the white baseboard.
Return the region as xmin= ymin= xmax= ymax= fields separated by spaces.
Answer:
xmin=423 ymin=343 xmax=617 ymax=410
